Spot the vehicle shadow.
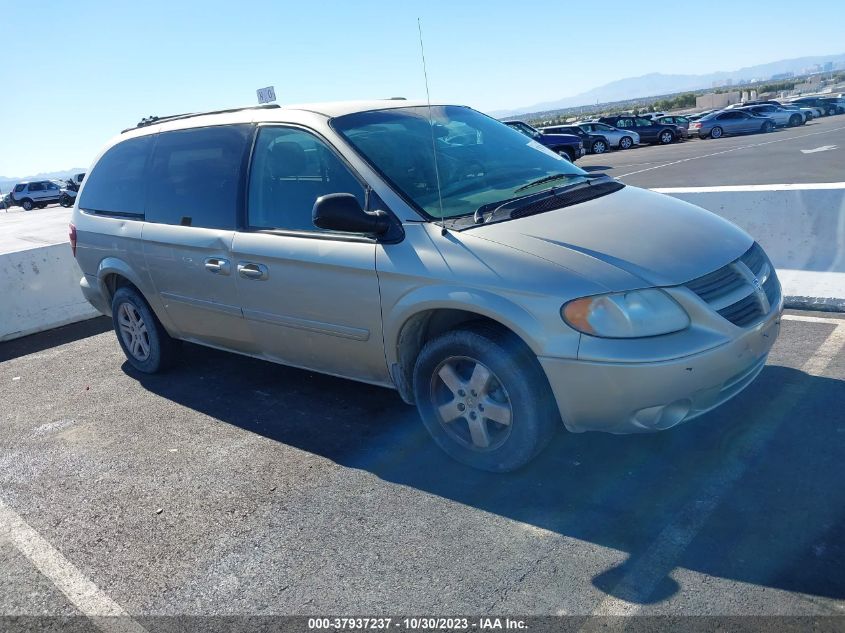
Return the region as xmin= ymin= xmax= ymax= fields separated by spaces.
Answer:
xmin=128 ymin=344 xmax=845 ymax=604
xmin=581 ymin=165 xmax=613 ymax=172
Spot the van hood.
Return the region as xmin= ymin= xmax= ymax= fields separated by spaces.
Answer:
xmin=469 ymin=185 xmax=752 ymax=288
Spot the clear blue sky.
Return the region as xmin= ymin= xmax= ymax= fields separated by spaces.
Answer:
xmin=2 ymin=0 xmax=844 ymax=177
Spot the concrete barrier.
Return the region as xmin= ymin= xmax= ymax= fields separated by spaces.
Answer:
xmin=653 ymin=183 xmax=845 ymax=311
xmin=0 ymin=243 xmax=100 ymax=342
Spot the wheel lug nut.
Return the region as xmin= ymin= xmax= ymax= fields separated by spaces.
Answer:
xmin=469 ymin=411 xmax=477 ymax=419
xmin=458 ymin=389 xmax=466 ymax=397
xmin=457 ymin=403 xmax=466 ymax=411
xmin=470 ymin=389 xmax=477 ymax=397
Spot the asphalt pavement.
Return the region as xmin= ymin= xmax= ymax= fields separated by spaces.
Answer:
xmin=578 ymin=114 xmax=845 ymax=188
xmin=1 ymin=311 xmax=844 ymax=625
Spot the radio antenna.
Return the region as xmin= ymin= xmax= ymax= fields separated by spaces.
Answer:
xmin=417 ymin=18 xmax=446 ymax=234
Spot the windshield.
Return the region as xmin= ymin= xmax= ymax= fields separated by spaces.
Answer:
xmin=333 ymin=105 xmax=587 ymax=220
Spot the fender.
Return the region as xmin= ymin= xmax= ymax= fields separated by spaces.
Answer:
xmin=96 ymin=257 xmax=180 ymax=336
xmin=384 ymin=284 xmax=556 ymax=370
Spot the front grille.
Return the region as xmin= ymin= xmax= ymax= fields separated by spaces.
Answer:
xmin=685 ymin=242 xmax=780 ymax=327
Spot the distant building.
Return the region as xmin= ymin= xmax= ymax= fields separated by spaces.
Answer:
xmin=823 ymin=62 xmax=834 ymax=72
xmin=696 ymin=91 xmax=741 ymax=110
xmin=770 ymin=72 xmax=794 ymax=81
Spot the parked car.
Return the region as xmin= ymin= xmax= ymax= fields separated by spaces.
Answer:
xmin=689 ymin=110 xmax=776 ymax=139
xmin=9 ymin=180 xmax=62 ymax=210
xmin=725 ymin=100 xmax=782 ymax=109
xmin=639 ymin=111 xmax=666 ymax=120
xmin=503 ymin=120 xmax=585 ymax=161
xmin=575 ymin=121 xmax=640 ymax=150
xmin=596 ymin=115 xmax=679 ymax=145
xmin=738 ymin=104 xmax=805 ymax=127
xmin=539 ymin=125 xmax=611 ymax=154
xmin=71 ymin=101 xmax=782 ymax=471
xmin=818 ymin=97 xmax=845 ymax=115
xmin=787 ymin=97 xmax=838 ymax=117
xmin=778 ymin=104 xmax=817 ymax=122
xmin=655 ymin=115 xmax=692 ymax=138
xmin=687 ymin=110 xmax=717 ymax=121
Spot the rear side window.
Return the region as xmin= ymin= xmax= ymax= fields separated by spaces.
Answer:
xmin=79 ymin=136 xmax=153 ymax=216
xmin=29 ymin=182 xmax=45 ymax=191
xmin=146 ymin=125 xmax=251 ymax=229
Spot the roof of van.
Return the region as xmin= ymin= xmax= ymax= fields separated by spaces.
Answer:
xmin=125 ymin=99 xmax=436 ymax=134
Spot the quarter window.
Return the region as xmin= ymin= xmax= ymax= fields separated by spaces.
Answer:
xmin=247 ymin=127 xmax=365 ymax=232
xmin=28 ymin=182 xmax=45 ymax=191
xmin=146 ymin=125 xmax=251 ymax=229
xmin=78 ymin=135 xmax=153 ymax=216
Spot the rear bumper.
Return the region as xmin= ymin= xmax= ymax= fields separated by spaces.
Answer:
xmin=80 ymin=274 xmax=111 ymax=316
xmin=539 ymin=308 xmax=781 ymax=434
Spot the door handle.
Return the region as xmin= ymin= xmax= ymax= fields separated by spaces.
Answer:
xmin=237 ymin=262 xmax=269 ymax=281
xmin=204 ymin=257 xmax=231 ymax=275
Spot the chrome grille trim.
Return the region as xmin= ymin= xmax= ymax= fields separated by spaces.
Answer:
xmin=685 ymin=242 xmax=780 ymax=327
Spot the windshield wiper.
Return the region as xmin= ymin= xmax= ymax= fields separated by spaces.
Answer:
xmin=470 ymin=174 xmax=617 ymax=226
xmin=513 ymin=173 xmax=579 ymax=194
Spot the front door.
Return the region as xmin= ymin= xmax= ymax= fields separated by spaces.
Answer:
xmin=231 ymin=125 xmax=388 ymax=384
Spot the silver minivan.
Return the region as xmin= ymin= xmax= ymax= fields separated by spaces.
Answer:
xmin=71 ymin=101 xmax=782 ymax=471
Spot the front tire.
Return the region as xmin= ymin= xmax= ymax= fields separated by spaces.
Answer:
xmin=413 ymin=325 xmax=560 ymax=472
xmin=762 ymin=121 xmax=775 ymax=133
xmin=619 ymin=136 xmax=633 ymax=150
xmin=21 ymin=198 xmax=33 ymax=211
xmin=111 ymin=286 xmax=177 ymax=374
xmin=788 ymin=114 xmax=801 ymax=127
xmin=710 ymin=126 xmax=723 ymax=139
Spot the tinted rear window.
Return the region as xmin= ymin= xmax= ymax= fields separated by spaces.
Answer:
xmin=78 ymin=135 xmax=153 ymax=216
xmin=146 ymin=125 xmax=251 ymax=229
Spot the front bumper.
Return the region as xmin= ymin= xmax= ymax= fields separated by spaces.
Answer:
xmin=539 ymin=308 xmax=781 ymax=434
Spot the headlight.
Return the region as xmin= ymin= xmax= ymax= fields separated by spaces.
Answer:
xmin=562 ymin=289 xmax=690 ymax=338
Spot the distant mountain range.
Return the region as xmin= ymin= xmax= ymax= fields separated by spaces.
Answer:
xmin=490 ymin=53 xmax=845 ymax=118
xmin=0 ymin=169 xmax=86 ymax=195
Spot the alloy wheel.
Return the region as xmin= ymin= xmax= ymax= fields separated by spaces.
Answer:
xmin=117 ymin=302 xmax=151 ymax=361
xmin=430 ymin=356 xmax=513 ymax=451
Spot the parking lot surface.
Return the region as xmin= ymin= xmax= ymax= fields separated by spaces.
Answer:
xmin=1 ymin=310 xmax=844 ymax=625
xmin=578 ymin=114 xmax=845 ymax=188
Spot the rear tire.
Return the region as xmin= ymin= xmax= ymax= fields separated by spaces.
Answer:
xmin=556 ymin=149 xmax=573 ymax=162
xmin=659 ymin=130 xmax=674 ymax=144
xmin=413 ymin=325 xmax=560 ymax=472
xmin=619 ymin=136 xmax=633 ymax=150
xmin=111 ymin=286 xmax=177 ymax=374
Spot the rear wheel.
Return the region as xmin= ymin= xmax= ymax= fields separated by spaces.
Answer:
xmin=659 ymin=130 xmax=674 ymax=144
xmin=413 ymin=325 xmax=560 ymax=472
xmin=619 ymin=136 xmax=633 ymax=150
xmin=710 ymin=126 xmax=723 ymax=139
xmin=828 ymin=106 xmax=837 ymax=116
xmin=591 ymin=139 xmax=607 ymax=154
xmin=556 ymin=149 xmax=573 ymax=162
xmin=111 ymin=286 xmax=177 ymax=374
xmin=21 ymin=198 xmax=33 ymax=211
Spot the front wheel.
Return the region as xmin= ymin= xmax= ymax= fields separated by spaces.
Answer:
xmin=762 ymin=121 xmax=775 ymax=133
xmin=659 ymin=130 xmax=674 ymax=144
xmin=618 ymin=136 xmax=633 ymax=150
xmin=21 ymin=198 xmax=33 ymax=211
xmin=413 ymin=325 xmax=560 ymax=472
xmin=710 ymin=126 xmax=723 ymax=139
xmin=789 ymin=114 xmax=801 ymax=127
xmin=591 ymin=140 xmax=608 ymax=154
xmin=111 ymin=286 xmax=177 ymax=374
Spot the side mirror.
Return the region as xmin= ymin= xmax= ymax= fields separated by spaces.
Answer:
xmin=312 ymin=193 xmax=390 ymax=235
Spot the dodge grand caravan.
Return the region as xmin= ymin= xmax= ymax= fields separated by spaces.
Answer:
xmin=71 ymin=101 xmax=782 ymax=472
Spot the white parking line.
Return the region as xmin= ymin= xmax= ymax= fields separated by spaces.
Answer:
xmin=0 ymin=499 xmax=148 ymax=633
xmin=617 ymin=125 xmax=845 ymax=178
xmin=578 ymin=317 xmax=845 ymax=627
xmin=652 ymin=182 xmax=845 ymax=194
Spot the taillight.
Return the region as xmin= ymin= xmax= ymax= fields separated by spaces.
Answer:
xmin=69 ymin=223 xmax=77 ymax=257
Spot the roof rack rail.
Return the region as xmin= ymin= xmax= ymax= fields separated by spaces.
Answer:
xmin=121 ymin=104 xmax=281 ymax=134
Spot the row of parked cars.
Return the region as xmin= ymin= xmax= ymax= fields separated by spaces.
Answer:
xmin=502 ymin=94 xmax=844 ymax=160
